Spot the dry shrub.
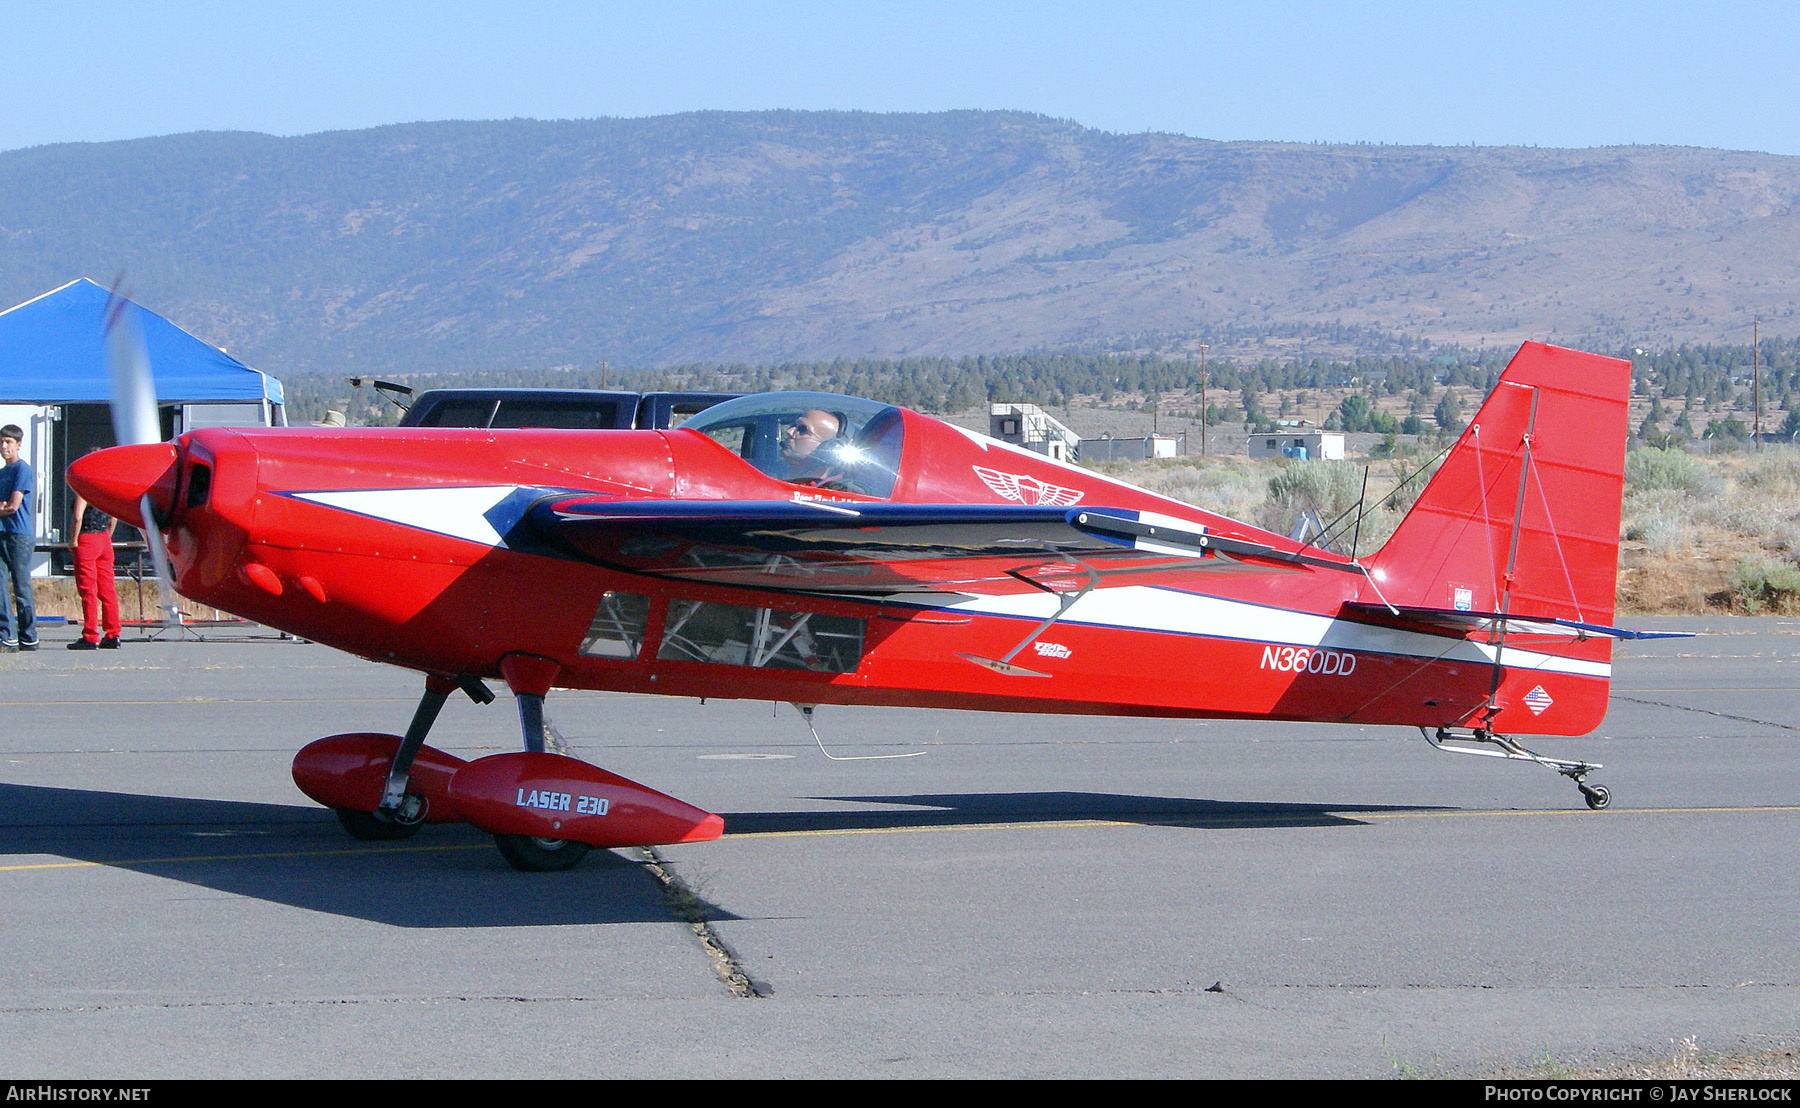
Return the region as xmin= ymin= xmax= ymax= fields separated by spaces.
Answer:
xmin=1691 ymin=449 xmax=1800 ymax=549
xmin=1738 ymin=449 xmax=1800 ymax=495
xmin=1731 ymin=556 xmax=1800 ymax=613
xmin=1623 ymin=489 xmax=1697 ymax=555
xmin=1374 ymin=455 xmax=1445 ymax=517
xmin=1625 ymin=447 xmax=1712 ymax=494
xmin=1100 ymin=453 xmax=1446 ymax=557
xmin=1261 ymin=460 xmax=1366 ymax=532
xmin=1100 ymin=457 xmax=1272 ymax=524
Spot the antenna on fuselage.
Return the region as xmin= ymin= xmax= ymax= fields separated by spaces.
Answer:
xmin=790 ymin=703 xmax=927 ymax=761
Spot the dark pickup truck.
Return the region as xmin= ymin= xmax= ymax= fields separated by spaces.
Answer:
xmin=395 ymin=389 xmax=739 ymax=430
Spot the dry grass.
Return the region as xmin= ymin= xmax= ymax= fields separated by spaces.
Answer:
xmin=1620 ymin=449 xmax=1800 ymax=613
xmin=1095 ymin=453 xmax=1442 ymax=558
xmin=1100 ymin=445 xmax=1800 ymax=615
xmin=1493 ymin=1036 xmax=1800 ymax=1081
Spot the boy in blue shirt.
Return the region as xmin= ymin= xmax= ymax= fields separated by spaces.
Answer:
xmin=0 ymin=424 xmax=37 ymax=651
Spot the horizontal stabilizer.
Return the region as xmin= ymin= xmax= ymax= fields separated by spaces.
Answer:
xmin=1344 ymin=603 xmax=1695 ymax=641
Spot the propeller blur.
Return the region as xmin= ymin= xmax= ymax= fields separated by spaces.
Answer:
xmin=100 ymin=291 xmax=182 ymax=625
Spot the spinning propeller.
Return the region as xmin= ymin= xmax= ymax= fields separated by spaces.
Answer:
xmin=101 ymin=287 xmax=183 ymax=627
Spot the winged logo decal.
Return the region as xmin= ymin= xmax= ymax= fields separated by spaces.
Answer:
xmin=972 ymin=465 xmax=1084 ymax=507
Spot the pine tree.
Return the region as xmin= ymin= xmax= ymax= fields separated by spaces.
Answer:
xmin=1434 ymin=391 xmax=1463 ymax=432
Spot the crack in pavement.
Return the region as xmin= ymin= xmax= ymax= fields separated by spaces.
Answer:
xmin=1613 ymin=694 xmax=1800 ymax=733
xmin=639 ymin=846 xmax=768 ymax=999
xmin=0 ymin=994 xmax=695 ymax=1015
xmin=5 ymin=979 xmax=1790 ymax=1017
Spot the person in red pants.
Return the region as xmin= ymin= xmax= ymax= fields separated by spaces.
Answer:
xmin=67 ymin=481 xmax=121 ymax=650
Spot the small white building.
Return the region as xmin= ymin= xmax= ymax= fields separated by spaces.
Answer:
xmin=1079 ymin=434 xmax=1180 ymax=461
xmin=1248 ymin=429 xmax=1345 ymax=461
xmin=990 ymin=403 xmax=1081 ymax=462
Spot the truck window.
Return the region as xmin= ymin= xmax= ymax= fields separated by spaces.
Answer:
xmin=413 ymin=398 xmax=499 ymax=428
xmin=665 ymin=402 xmax=716 ymax=429
xmin=490 ymin=399 xmax=625 ymax=429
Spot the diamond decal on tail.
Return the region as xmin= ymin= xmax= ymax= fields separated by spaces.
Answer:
xmin=1522 ymin=686 xmax=1554 ymax=715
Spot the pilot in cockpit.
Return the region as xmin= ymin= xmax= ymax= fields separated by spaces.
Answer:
xmin=777 ymin=409 xmax=842 ymax=483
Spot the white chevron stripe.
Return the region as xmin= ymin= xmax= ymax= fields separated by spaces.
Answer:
xmin=293 ymin=486 xmax=522 ymax=548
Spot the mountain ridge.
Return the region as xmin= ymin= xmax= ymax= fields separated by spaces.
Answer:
xmin=2 ymin=111 xmax=1796 ymax=373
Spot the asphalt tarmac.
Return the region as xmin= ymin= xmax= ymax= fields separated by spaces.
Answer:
xmin=0 ymin=616 xmax=1794 ymax=1078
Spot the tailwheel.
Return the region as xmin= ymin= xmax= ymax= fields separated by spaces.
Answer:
xmin=1424 ymin=727 xmax=1612 ymax=811
xmin=335 ymin=806 xmax=425 ymax=841
xmin=494 ymin=834 xmax=592 ymax=872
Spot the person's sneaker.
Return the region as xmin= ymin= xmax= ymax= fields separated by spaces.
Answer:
xmin=0 ymin=642 xmax=15 ymax=653
xmin=20 ymin=640 xmax=37 ymax=651
xmin=67 ymin=639 xmax=98 ymax=651
xmin=99 ymin=637 xmax=121 ymax=649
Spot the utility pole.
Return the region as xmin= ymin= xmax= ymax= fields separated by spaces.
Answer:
xmin=1198 ymin=343 xmax=1208 ymax=458
xmin=599 ymin=359 xmax=609 ymax=390
xmin=1752 ymin=320 xmax=1761 ymax=451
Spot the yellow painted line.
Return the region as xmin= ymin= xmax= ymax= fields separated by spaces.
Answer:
xmin=1358 ymin=804 xmax=1800 ymax=821
xmin=1618 ymin=688 xmax=1800 ymax=693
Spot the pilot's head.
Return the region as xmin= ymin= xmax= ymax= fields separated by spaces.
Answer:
xmin=781 ymin=409 xmax=840 ymax=458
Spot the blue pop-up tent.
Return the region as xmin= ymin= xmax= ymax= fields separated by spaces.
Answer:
xmin=0 ymin=278 xmax=282 ymax=406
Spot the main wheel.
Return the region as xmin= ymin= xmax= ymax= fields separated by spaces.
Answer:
xmin=1582 ymin=784 xmax=1611 ymax=811
xmin=494 ymin=834 xmax=592 ymax=872
xmin=334 ymin=807 xmax=424 ymax=841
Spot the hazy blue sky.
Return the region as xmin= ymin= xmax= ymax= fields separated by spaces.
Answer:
xmin=6 ymin=1 xmax=1797 ymax=155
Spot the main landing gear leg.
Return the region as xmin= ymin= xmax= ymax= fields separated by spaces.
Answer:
xmin=378 ymin=674 xmax=495 ymax=817
xmin=1423 ymin=727 xmax=1611 ymax=810
xmin=333 ymin=673 xmax=494 ymax=841
xmin=493 ymin=653 xmax=591 ymax=871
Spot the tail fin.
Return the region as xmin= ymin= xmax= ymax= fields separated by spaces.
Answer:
xmin=1366 ymin=342 xmax=1631 ymax=625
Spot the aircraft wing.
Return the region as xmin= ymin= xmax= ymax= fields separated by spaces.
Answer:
xmin=526 ymin=497 xmax=1358 ymax=597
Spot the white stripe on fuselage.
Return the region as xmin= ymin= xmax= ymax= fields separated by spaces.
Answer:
xmin=937 ymin=586 xmax=1612 ymax=679
xmin=292 ymin=486 xmax=521 ymax=548
xmin=289 ymin=484 xmax=1607 ymax=679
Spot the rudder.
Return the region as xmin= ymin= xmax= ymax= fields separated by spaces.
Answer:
xmin=1366 ymin=342 xmax=1631 ymax=625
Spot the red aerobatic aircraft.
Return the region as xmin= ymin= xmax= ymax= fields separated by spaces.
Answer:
xmin=71 ymin=334 xmax=1668 ymax=870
